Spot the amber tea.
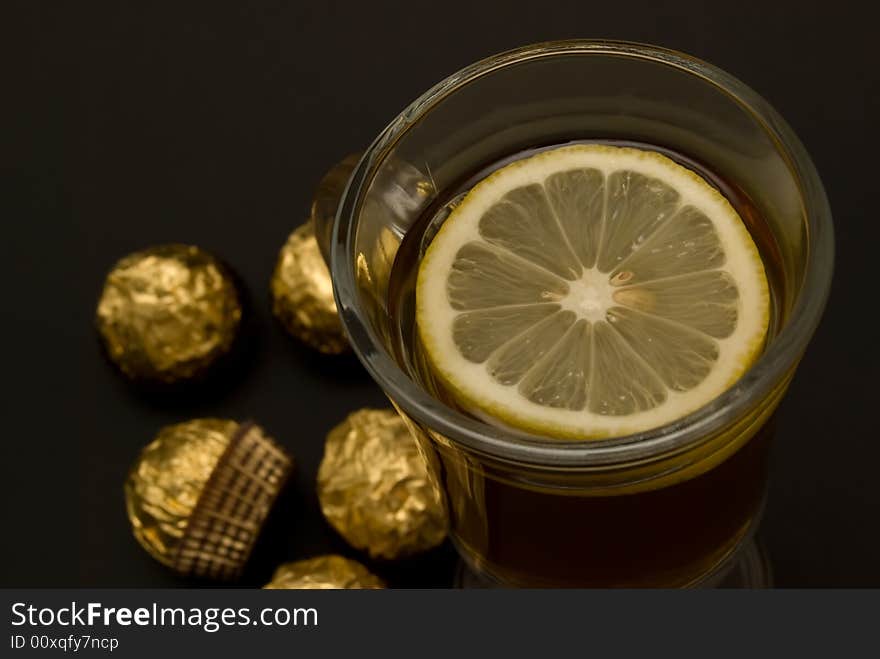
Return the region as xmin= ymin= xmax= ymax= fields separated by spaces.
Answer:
xmin=386 ymin=140 xmax=785 ymax=587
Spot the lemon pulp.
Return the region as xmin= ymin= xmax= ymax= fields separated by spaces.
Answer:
xmin=416 ymin=145 xmax=770 ymax=439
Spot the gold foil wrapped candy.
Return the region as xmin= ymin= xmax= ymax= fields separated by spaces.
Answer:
xmin=311 ymin=153 xmax=361 ymax=264
xmin=317 ymin=409 xmax=448 ymax=559
xmin=263 ymin=555 xmax=384 ymax=589
xmin=125 ymin=418 xmax=293 ymax=580
xmin=96 ymin=244 xmax=242 ymax=383
xmin=271 ymin=222 xmax=348 ymax=354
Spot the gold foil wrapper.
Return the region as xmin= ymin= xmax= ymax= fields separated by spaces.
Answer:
xmin=317 ymin=409 xmax=448 ymax=559
xmin=271 ymin=223 xmax=348 ymax=354
xmin=96 ymin=244 xmax=242 ymax=383
xmin=355 ymin=225 xmax=401 ymax=303
xmin=125 ymin=418 xmax=293 ymax=580
xmin=311 ymin=153 xmax=361 ymax=264
xmin=263 ymin=555 xmax=384 ymax=589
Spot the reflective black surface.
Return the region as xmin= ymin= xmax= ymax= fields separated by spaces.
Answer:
xmin=3 ymin=0 xmax=878 ymax=586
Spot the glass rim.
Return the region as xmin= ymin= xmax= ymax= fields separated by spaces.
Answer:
xmin=331 ymin=39 xmax=834 ymax=468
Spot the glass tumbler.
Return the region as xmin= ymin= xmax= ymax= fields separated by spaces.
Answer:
xmin=328 ymin=41 xmax=833 ymax=587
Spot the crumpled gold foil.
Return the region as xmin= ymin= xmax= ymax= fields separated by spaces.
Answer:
xmin=355 ymin=225 xmax=401 ymax=301
xmin=317 ymin=409 xmax=448 ymax=559
xmin=96 ymin=244 xmax=242 ymax=383
xmin=311 ymin=153 xmax=361 ymax=264
xmin=126 ymin=419 xmax=235 ymax=567
xmin=271 ymin=222 xmax=348 ymax=354
xmin=263 ymin=555 xmax=384 ymax=589
xmin=125 ymin=418 xmax=293 ymax=580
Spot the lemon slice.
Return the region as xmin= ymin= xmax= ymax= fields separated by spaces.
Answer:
xmin=416 ymin=145 xmax=770 ymax=439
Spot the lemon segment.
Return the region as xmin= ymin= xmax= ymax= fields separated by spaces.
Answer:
xmin=416 ymin=145 xmax=770 ymax=440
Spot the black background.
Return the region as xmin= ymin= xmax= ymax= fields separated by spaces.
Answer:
xmin=4 ymin=1 xmax=878 ymax=587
